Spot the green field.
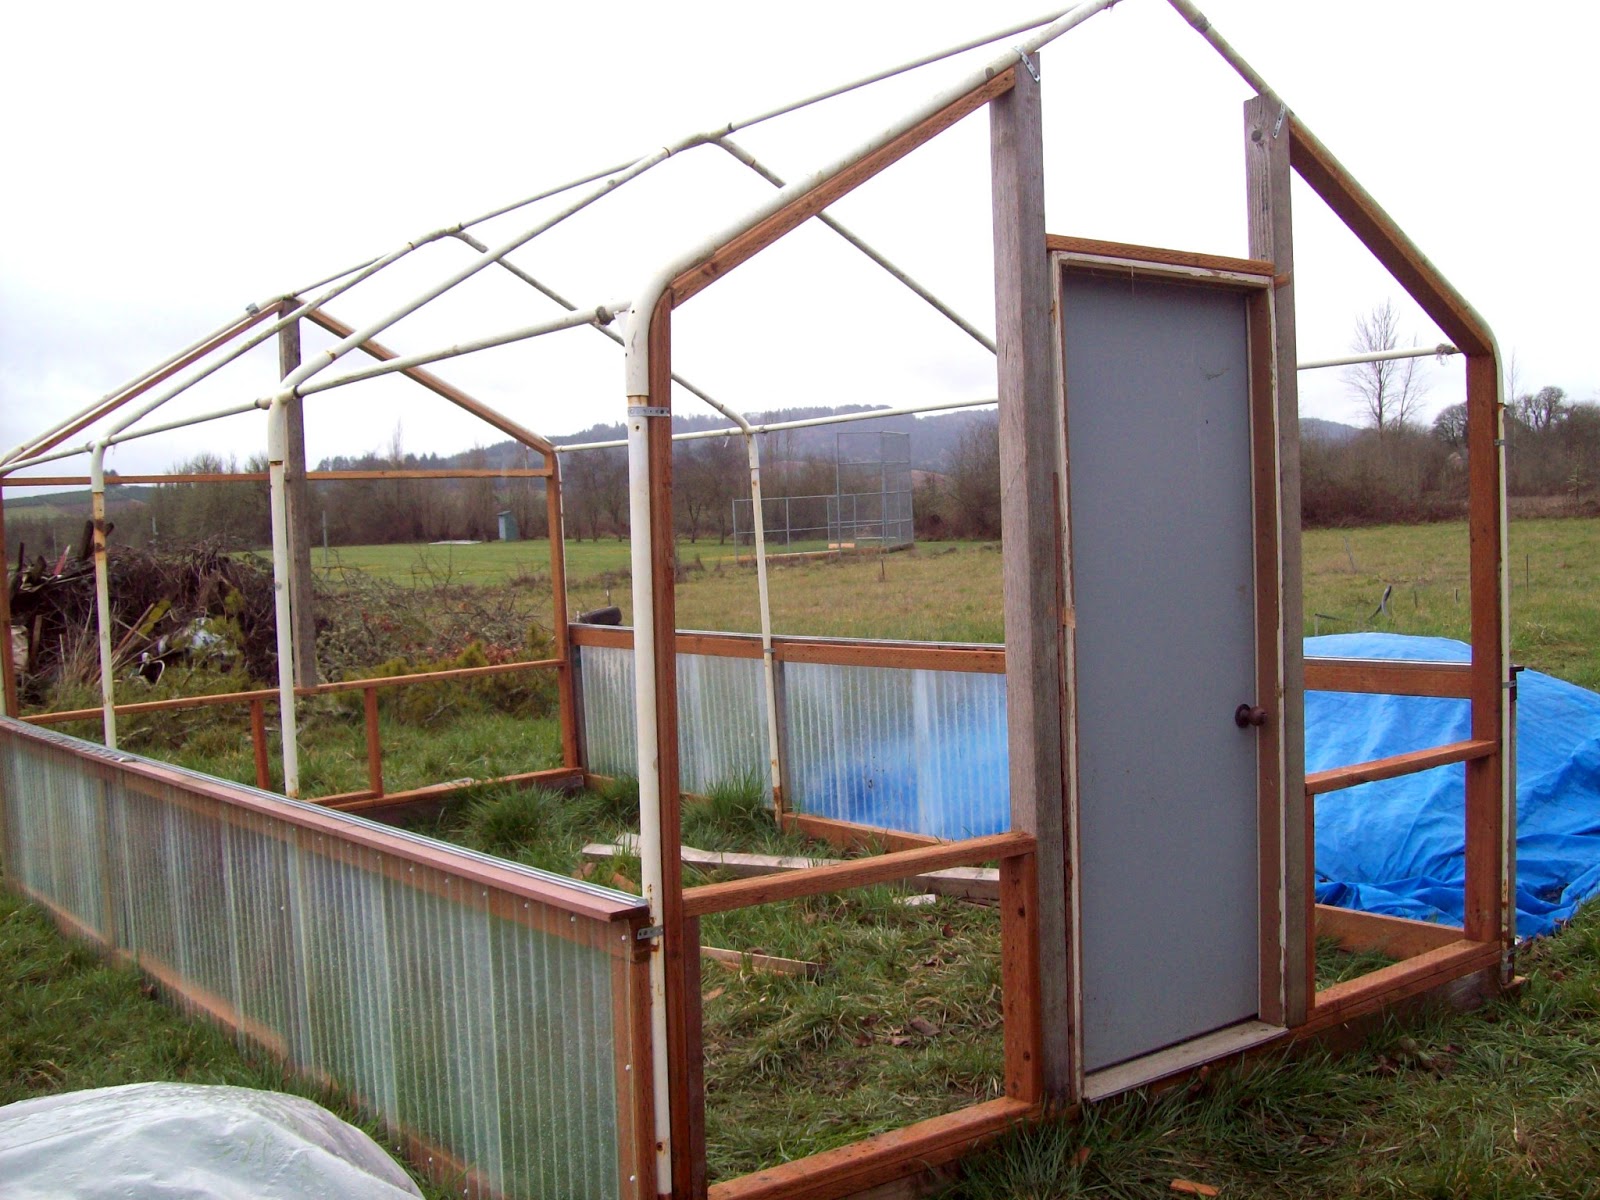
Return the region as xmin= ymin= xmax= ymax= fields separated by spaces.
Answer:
xmin=320 ymin=517 xmax=1600 ymax=688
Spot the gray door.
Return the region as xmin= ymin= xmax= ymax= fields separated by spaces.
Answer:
xmin=1060 ymin=269 xmax=1262 ymax=1073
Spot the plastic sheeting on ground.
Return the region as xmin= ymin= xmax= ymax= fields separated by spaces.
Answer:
xmin=1310 ymin=633 xmax=1600 ymax=937
xmin=0 ymin=1083 xmax=423 ymax=1200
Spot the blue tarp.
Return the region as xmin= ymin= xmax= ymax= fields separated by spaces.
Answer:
xmin=1310 ymin=633 xmax=1600 ymax=938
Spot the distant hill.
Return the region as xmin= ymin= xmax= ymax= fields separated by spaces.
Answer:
xmin=1301 ymin=417 xmax=1361 ymax=443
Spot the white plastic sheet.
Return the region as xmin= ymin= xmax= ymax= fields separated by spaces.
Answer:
xmin=0 ymin=1083 xmax=423 ymax=1200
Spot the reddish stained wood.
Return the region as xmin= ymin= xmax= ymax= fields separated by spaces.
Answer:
xmin=308 ymin=467 xmax=551 ymax=480
xmin=323 ymin=766 xmax=583 ymax=811
xmin=780 ymin=812 xmax=942 ymax=853
xmin=1305 ymin=738 xmax=1496 ymax=796
xmin=1045 ymin=235 xmax=1275 ymax=279
xmin=1287 ymin=119 xmax=1492 ymax=357
xmin=548 ymin=464 xmax=581 ymax=771
xmin=1314 ymin=904 xmax=1462 ymax=961
xmin=249 ymin=698 xmax=271 ymax=789
xmin=682 ymin=916 xmax=708 ymax=1200
xmin=1464 ymin=352 xmax=1508 ymax=944
xmin=672 ymin=70 xmax=1015 ymax=306
xmin=774 ymin=639 xmax=1004 ymax=674
xmin=363 ymin=686 xmax=383 ymax=797
xmin=1307 ymin=939 xmax=1502 ymax=1029
xmin=681 ymin=833 xmax=1034 ymax=918
xmin=301 ymin=308 xmax=555 ymax=455
xmin=628 ymin=945 xmax=659 ymax=1200
xmin=25 ymin=686 xmax=280 ymax=725
xmin=1305 ymin=657 xmax=1473 ymax=698
xmin=708 ymin=1097 xmax=1036 ymax=1200
xmin=0 ymin=500 xmax=17 ymax=715
xmin=1000 ymin=850 xmax=1043 ymax=1104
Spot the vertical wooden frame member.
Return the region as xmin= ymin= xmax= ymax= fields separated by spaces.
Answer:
xmin=278 ymin=311 xmax=319 ymax=687
xmin=990 ymin=56 xmax=1074 ymax=1102
xmin=547 ymin=455 xmax=581 ymax=771
xmin=0 ymin=497 xmax=18 ymax=716
xmin=1000 ymin=849 xmax=1044 ymax=1104
xmin=644 ymin=298 xmax=700 ymax=1199
xmin=1244 ymin=95 xmax=1310 ymax=1025
xmin=1464 ymin=353 xmax=1509 ymax=946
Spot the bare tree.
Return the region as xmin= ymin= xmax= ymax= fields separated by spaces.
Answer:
xmin=1344 ymin=300 xmax=1428 ymax=436
xmin=1516 ymin=385 xmax=1568 ymax=433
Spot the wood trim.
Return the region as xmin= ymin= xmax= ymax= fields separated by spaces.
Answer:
xmin=548 ymin=463 xmax=581 ymax=772
xmin=678 ymin=631 xmax=764 ymax=660
xmin=310 ymin=657 xmax=560 ymax=694
xmin=301 ymin=308 xmax=556 ymax=455
xmin=323 ymin=766 xmax=584 ymax=811
xmin=0 ymin=500 xmax=17 ymax=716
xmin=25 ymin=686 xmax=280 ymax=725
xmin=672 ymin=70 xmax=1015 ymax=306
xmin=307 ymin=467 xmax=552 ymax=480
xmin=1305 ymin=738 xmax=1496 ymax=796
xmin=1246 ymin=283 xmax=1285 ymax=1029
xmin=779 ymin=812 xmax=942 ymax=853
xmin=1314 ymin=904 xmax=1462 ymax=960
xmin=249 ymin=698 xmax=271 ymax=790
xmin=1286 ymin=119 xmax=1492 ymax=357
xmin=775 ymin=640 xmax=1004 ymax=674
xmin=682 ymin=915 xmax=708 ymax=1200
xmin=1307 ymin=939 xmax=1502 ymax=1030
xmin=1000 ymin=850 xmax=1043 ymax=1105
xmin=362 ymin=686 xmax=383 ymax=797
xmin=708 ymin=1097 xmax=1036 ymax=1200
xmin=1045 ymin=235 xmax=1273 ymax=279
xmin=627 ymin=944 xmax=659 ymax=1200
xmin=1305 ymin=657 xmax=1472 ymax=698
xmin=681 ymin=833 xmax=1033 ymax=918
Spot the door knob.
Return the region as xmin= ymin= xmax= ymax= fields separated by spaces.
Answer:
xmin=1234 ymin=703 xmax=1267 ymax=729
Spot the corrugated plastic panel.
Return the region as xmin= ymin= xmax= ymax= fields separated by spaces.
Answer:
xmin=579 ymin=643 xmax=770 ymax=798
xmin=0 ymin=720 xmax=639 ymax=1200
xmin=783 ymin=662 xmax=1011 ymax=838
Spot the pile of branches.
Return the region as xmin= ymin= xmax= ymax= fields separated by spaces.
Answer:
xmin=8 ymin=533 xmax=281 ymax=699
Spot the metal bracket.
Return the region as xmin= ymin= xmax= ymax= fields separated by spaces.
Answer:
xmin=635 ymin=924 xmax=664 ymax=941
xmin=633 ymin=407 xmax=671 ymax=419
xmin=1013 ymin=46 xmax=1041 ymax=83
xmin=1272 ymin=103 xmax=1288 ymax=138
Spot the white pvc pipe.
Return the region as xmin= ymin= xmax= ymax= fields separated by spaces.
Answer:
xmin=89 ymin=442 xmax=117 ymax=749
xmin=293 ymin=302 xmax=628 ymax=398
xmin=746 ymin=436 xmax=784 ymax=808
xmin=624 ymin=397 xmax=674 ymax=1188
xmin=104 ymin=400 xmax=268 ymax=447
xmin=1298 ymin=344 xmax=1459 ymax=371
xmin=266 ymin=399 xmax=301 ymax=797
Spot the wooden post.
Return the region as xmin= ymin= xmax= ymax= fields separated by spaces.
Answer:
xmin=279 ymin=314 xmax=319 ymax=686
xmin=1464 ymin=353 xmax=1508 ymax=947
xmin=547 ymin=459 xmax=580 ymax=771
xmin=250 ymin=698 xmax=271 ymax=789
xmin=1245 ymin=95 xmax=1310 ymax=1026
xmin=363 ymin=685 xmax=384 ymax=798
xmin=990 ymin=60 xmax=1073 ymax=1100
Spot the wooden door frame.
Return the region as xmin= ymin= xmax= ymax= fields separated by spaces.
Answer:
xmin=1047 ymin=237 xmax=1298 ymax=1093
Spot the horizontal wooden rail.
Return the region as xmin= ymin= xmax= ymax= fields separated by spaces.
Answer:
xmin=307 ymin=657 xmax=560 ymax=695
xmin=1314 ymin=904 xmax=1463 ymax=960
xmin=1308 ymin=938 xmax=1503 ymax=1029
xmin=681 ymin=832 xmax=1033 ymax=917
xmin=569 ymin=623 xmax=1006 ymax=674
xmin=24 ymin=686 xmax=279 ymax=725
xmin=1305 ymin=656 xmax=1472 ymax=698
xmin=321 ymin=766 xmax=584 ymax=811
xmin=1306 ymin=738 xmax=1497 ymax=796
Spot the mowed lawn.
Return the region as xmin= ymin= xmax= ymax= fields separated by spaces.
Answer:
xmin=321 ymin=517 xmax=1600 ymax=688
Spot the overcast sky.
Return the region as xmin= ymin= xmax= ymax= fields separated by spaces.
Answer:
xmin=2 ymin=0 xmax=1594 ymax=483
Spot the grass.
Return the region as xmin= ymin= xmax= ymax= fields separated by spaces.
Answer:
xmin=0 ymin=880 xmax=456 ymax=1200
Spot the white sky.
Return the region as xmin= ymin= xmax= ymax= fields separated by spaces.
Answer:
xmin=1 ymin=0 xmax=1595 ymax=482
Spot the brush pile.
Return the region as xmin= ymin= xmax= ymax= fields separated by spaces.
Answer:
xmin=7 ymin=533 xmax=279 ymax=700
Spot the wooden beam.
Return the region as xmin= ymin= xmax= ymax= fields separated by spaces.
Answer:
xmin=1314 ymin=904 xmax=1462 ymax=961
xmin=1287 ymin=119 xmax=1492 ymax=357
xmin=549 ymin=462 xmax=580 ymax=772
xmin=1245 ymin=93 xmax=1310 ymax=1028
xmin=780 ymin=812 xmax=941 ymax=853
xmin=0 ymin=500 xmax=17 ymax=716
xmin=991 ymin=58 xmax=1073 ymax=1102
xmin=1305 ymin=738 xmax=1496 ymax=796
xmin=1305 ymin=657 xmax=1472 ymax=698
xmin=1045 ymin=235 xmax=1274 ymax=279
xmin=775 ymin=639 xmax=1003 ymax=674
xmin=1000 ymin=849 xmax=1043 ymax=1105
xmin=279 ymin=312 xmax=319 ymax=687
xmin=681 ymin=833 xmax=1031 ymax=918
xmin=301 ymin=308 xmax=555 ymax=454
xmin=1308 ymin=939 xmax=1502 ymax=1029
xmin=672 ymin=70 xmax=1015 ymax=305
xmin=700 ymin=945 xmax=822 ymax=980
xmin=707 ymin=1097 xmax=1035 ymax=1200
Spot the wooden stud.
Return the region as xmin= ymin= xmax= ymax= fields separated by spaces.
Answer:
xmin=1045 ymin=235 xmax=1274 ymax=278
xmin=0 ymin=499 xmax=17 ymax=716
xmin=990 ymin=58 xmax=1073 ymax=1102
xmin=779 ymin=812 xmax=941 ymax=853
xmin=1305 ymin=738 xmax=1497 ymax=796
xmin=1000 ymin=850 xmax=1043 ymax=1105
xmin=671 ymin=71 xmax=1015 ymax=306
xmin=1304 ymin=657 xmax=1472 ymax=698
xmin=1314 ymin=904 xmax=1461 ymax=961
xmin=362 ymin=686 xmax=383 ymax=798
xmin=1245 ymin=94 xmax=1311 ymax=1026
xmin=681 ymin=833 xmax=1032 ymax=918
xmin=1308 ymin=939 xmax=1501 ymax=1028
xmin=547 ymin=460 xmax=581 ymax=772
xmin=682 ymin=915 xmax=708 ymax=1200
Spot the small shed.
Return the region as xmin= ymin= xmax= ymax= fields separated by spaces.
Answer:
xmin=496 ymin=510 xmax=518 ymax=541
